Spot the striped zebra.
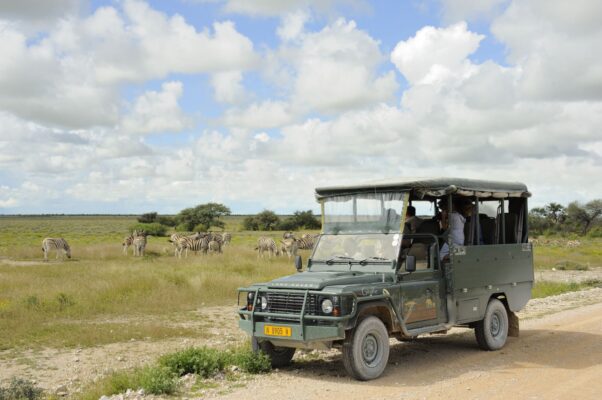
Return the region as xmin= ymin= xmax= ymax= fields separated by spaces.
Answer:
xmin=222 ymin=232 xmax=232 ymax=246
xmin=208 ymin=239 xmax=222 ymax=254
xmin=42 ymin=238 xmax=71 ymax=261
xmin=296 ymin=234 xmax=318 ymax=250
xmin=132 ymin=231 xmax=147 ymax=257
xmin=256 ymin=237 xmax=280 ymax=258
xmin=176 ymin=233 xmax=210 ymax=258
xmin=283 ymin=232 xmax=296 ymax=239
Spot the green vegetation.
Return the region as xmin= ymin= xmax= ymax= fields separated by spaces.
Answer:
xmin=0 ymin=378 xmax=43 ymax=400
xmin=78 ymin=345 xmax=270 ymax=400
xmin=532 ymin=280 xmax=601 ymax=298
xmin=129 ymin=222 xmax=168 ymax=236
xmin=177 ymin=203 xmax=231 ymax=231
xmin=533 ymin=238 xmax=602 ymax=270
xmin=530 ymin=199 xmax=602 ymax=236
xmin=243 ymin=209 xmax=321 ymax=231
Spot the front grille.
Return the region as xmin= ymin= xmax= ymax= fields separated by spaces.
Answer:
xmin=265 ymin=292 xmax=318 ymax=315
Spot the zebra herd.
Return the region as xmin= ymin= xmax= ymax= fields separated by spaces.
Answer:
xmin=256 ymin=232 xmax=319 ymax=259
xmin=168 ymin=232 xmax=232 ymax=258
xmin=41 ymin=230 xmax=316 ymax=261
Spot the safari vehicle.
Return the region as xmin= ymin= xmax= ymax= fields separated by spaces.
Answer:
xmin=238 ymin=178 xmax=534 ymax=380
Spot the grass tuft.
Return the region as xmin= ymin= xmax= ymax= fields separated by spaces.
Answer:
xmin=532 ymin=279 xmax=601 ymax=298
xmin=159 ymin=347 xmax=225 ymax=378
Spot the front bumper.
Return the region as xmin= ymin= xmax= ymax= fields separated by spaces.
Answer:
xmin=237 ymin=288 xmax=357 ymax=344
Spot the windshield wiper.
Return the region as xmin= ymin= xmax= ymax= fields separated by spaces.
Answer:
xmin=325 ymin=255 xmax=356 ymax=265
xmin=358 ymin=256 xmax=391 ymax=265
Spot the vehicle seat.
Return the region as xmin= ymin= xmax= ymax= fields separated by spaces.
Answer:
xmin=497 ymin=213 xmax=518 ymax=244
xmin=479 ymin=214 xmax=496 ymax=245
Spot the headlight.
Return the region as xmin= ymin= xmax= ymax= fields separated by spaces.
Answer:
xmin=321 ymin=298 xmax=333 ymax=314
xmin=247 ymin=292 xmax=254 ymax=301
xmin=261 ymin=296 xmax=268 ymax=310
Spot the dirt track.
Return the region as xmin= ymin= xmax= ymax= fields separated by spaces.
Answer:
xmin=218 ymin=301 xmax=602 ymax=400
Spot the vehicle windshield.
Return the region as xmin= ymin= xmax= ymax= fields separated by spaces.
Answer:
xmin=322 ymin=192 xmax=406 ymax=234
xmin=312 ymin=233 xmax=401 ymax=263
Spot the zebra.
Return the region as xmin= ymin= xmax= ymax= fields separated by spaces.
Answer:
xmin=42 ymin=238 xmax=71 ymax=261
xmin=132 ymin=231 xmax=147 ymax=257
xmin=169 ymin=232 xmax=203 ymax=257
xmin=122 ymin=232 xmax=138 ymax=255
xmin=280 ymin=238 xmax=298 ymax=259
xmin=176 ymin=234 xmax=210 ymax=258
xmin=296 ymin=234 xmax=317 ymax=250
xmin=256 ymin=237 xmax=280 ymax=258
xmin=221 ymin=232 xmax=232 ymax=246
xmin=283 ymin=231 xmax=296 ymax=239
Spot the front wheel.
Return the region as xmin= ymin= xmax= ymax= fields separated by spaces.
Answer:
xmin=252 ymin=338 xmax=296 ymax=368
xmin=342 ymin=316 xmax=390 ymax=380
xmin=475 ymin=298 xmax=509 ymax=350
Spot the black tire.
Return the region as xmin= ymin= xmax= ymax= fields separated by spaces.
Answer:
xmin=475 ymin=298 xmax=509 ymax=351
xmin=342 ymin=316 xmax=390 ymax=381
xmin=252 ymin=337 xmax=296 ymax=368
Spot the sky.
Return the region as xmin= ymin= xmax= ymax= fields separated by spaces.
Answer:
xmin=0 ymin=0 xmax=601 ymax=215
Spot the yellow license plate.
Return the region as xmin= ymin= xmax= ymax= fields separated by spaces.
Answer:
xmin=264 ymin=325 xmax=292 ymax=337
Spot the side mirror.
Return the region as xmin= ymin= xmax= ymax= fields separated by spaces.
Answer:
xmin=405 ymin=255 xmax=416 ymax=273
xmin=294 ymin=255 xmax=303 ymax=272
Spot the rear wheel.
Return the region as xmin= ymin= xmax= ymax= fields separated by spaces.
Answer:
xmin=252 ymin=338 xmax=296 ymax=367
xmin=475 ymin=299 xmax=508 ymax=350
xmin=342 ymin=317 xmax=390 ymax=380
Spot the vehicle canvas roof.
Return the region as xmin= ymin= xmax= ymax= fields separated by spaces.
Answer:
xmin=315 ymin=177 xmax=531 ymax=200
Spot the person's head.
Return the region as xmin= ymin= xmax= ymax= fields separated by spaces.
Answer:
xmin=406 ymin=205 xmax=416 ymax=217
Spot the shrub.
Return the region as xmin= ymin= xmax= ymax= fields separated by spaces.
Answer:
xmin=159 ymin=347 xmax=225 ymax=378
xmin=138 ymin=212 xmax=158 ymax=224
xmin=138 ymin=366 xmax=178 ymax=395
xmin=157 ymin=215 xmax=177 ymax=227
xmin=129 ymin=223 xmax=168 ymax=237
xmin=0 ymin=378 xmax=43 ymax=400
xmin=228 ymin=347 xmax=271 ymax=374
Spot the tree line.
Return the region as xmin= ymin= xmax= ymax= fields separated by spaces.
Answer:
xmin=130 ymin=204 xmax=320 ymax=236
xmin=529 ymin=199 xmax=602 ymax=237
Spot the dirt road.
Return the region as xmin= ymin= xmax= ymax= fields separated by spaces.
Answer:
xmin=219 ymin=301 xmax=602 ymax=400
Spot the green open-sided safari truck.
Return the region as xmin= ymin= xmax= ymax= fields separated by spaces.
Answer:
xmin=238 ymin=177 xmax=534 ymax=380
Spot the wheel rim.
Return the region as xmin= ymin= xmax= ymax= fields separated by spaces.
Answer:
xmin=490 ymin=312 xmax=501 ymax=337
xmin=362 ymin=334 xmax=379 ymax=365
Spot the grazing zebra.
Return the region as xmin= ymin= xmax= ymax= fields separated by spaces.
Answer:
xmin=280 ymin=238 xmax=298 ymax=259
xmin=256 ymin=237 xmax=280 ymax=258
xmin=42 ymin=238 xmax=71 ymax=261
xmin=222 ymin=232 xmax=232 ymax=246
xmin=169 ymin=232 xmax=202 ymax=257
xmin=132 ymin=231 xmax=147 ymax=257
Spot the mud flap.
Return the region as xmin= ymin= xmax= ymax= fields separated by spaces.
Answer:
xmin=508 ymin=311 xmax=519 ymax=337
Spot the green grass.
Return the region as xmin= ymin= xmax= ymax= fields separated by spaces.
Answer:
xmin=533 ymin=238 xmax=602 ymax=270
xmin=531 ymin=279 xmax=602 ymax=298
xmin=0 ymin=216 xmax=317 ymax=350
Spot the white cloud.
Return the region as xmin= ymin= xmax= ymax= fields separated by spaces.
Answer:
xmin=210 ymin=71 xmax=247 ymax=104
xmin=492 ymin=0 xmax=602 ymax=100
xmin=223 ymin=101 xmax=294 ymax=129
xmin=391 ymin=22 xmax=484 ymax=85
xmin=209 ymin=0 xmax=365 ymax=17
xmin=277 ymin=9 xmax=309 ymax=41
xmin=121 ymin=81 xmax=191 ymax=135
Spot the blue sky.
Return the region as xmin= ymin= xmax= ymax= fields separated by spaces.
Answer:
xmin=0 ymin=0 xmax=601 ymax=214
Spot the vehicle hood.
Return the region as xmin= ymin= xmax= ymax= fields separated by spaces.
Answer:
xmin=267 ymin=271 xmax=384 ymax=290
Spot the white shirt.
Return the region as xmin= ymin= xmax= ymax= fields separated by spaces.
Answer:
xmin=440 ymin=212 xmax=466 ymax=260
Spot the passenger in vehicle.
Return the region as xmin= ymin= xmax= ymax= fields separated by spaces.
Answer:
xmin=438 ymin=198 xmax=466 ymax=260
xmin=402 ymin=206 xmax=423 ymax=248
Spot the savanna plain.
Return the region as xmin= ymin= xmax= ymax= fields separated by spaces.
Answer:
xmin=1 ymin=215 xmax=601 ymax=399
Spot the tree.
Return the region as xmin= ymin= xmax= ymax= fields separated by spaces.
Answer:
xmin=138 ymin=212 xmax=158 ymax=223
xmin=177 ymin=203 xmax=231 ymax=231
xmin=255 ymin=210 xmax=281 ymax=231
xmin=544 ymin=203 xmax=566 ymax=224
xmin=566 ymin=200 xmax=602 ymax=235
xmin=291 ymin=210 xmax=321 ymax=229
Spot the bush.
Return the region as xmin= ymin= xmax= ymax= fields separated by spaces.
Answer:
xmin=228 ymin=347 xmax=271 ymax=374
xmin=159 ymin=347 xmax=225 ymax=378
xmin=129 ymin=223 xmax=168 ymax=237
xmin=0 ymin=378 xmax=43 ymax=400
xmin=157 ymin=215 xmax=177 ymax=227
xmin=138 ymin=366 xmax=178 ymax=395
xmin=138 ymin=212 xmax=158 ymax=223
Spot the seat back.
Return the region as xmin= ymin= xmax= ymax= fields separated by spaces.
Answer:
xmin=497 ymin=213 xmax=518 ymax=244
xmin=479 ymin=214 xmax=496 ymax=245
